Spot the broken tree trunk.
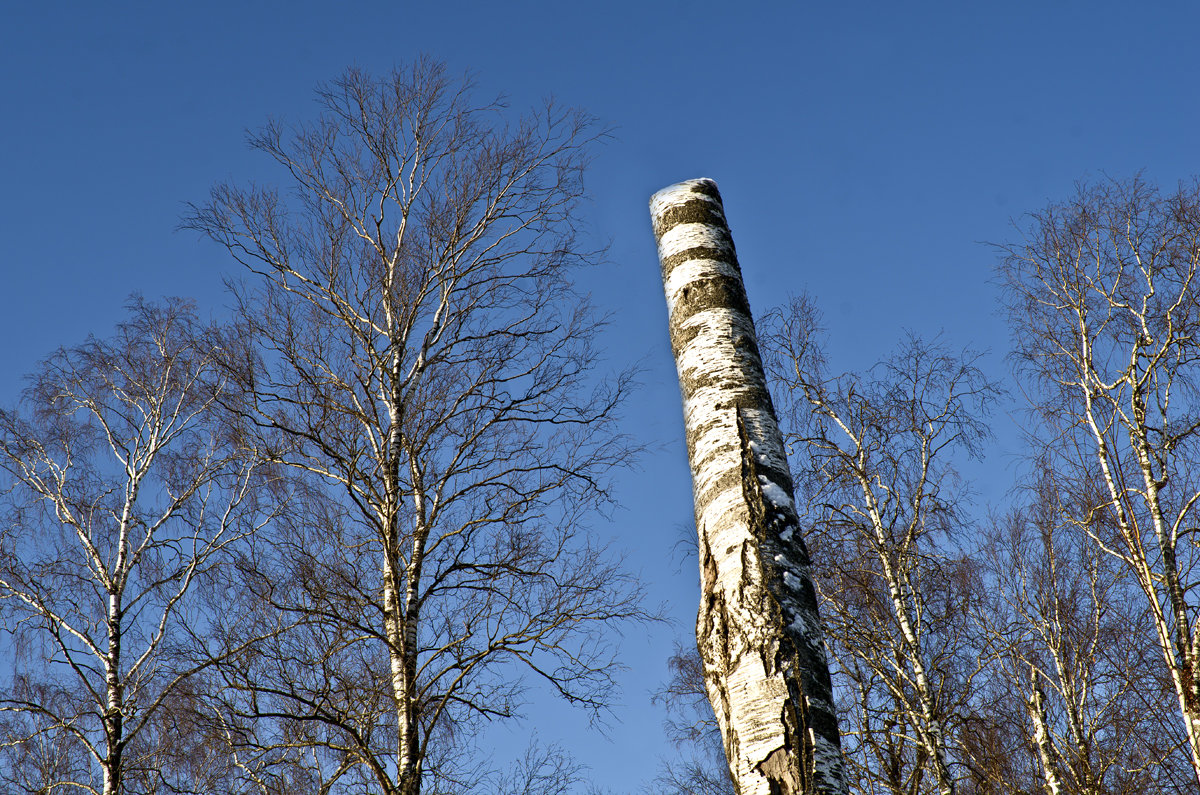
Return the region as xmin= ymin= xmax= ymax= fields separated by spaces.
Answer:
xmin=650 ymin=178 xmax=847 ymax=795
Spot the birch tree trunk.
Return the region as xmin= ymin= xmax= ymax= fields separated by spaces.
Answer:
xmin=1028 ymin=668 xmax=1064 ymax=795
xmin=650 ymin=178 xmax=847 ymax=795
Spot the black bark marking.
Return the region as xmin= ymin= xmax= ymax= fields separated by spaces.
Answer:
xmin=652 ymin=197 xmax=729 ymax=238
xmin=660 ymin=243 xmax=738 ymax=275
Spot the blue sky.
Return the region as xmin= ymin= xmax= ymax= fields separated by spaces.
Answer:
xmin=4 ymin=2 xmax=1200 ymax=790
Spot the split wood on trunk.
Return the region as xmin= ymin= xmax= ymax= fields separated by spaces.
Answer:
xmin=650 ymin=178 xmax=847 ymax=795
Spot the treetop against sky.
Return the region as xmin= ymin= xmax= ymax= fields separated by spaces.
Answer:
xmin=4 ymin=3 xmax=1200 ymax=791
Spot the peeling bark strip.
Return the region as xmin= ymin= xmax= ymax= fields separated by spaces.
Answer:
xmin=651 ymin=178 xmax=847 ymax=795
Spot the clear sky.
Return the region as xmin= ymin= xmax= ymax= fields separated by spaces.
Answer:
xmin=4 ymin=2 xmax=1200 ymax=790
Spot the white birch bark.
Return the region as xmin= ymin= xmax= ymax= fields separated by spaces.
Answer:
xmin=802 ymin=385 xmax=962 ymax=795
xmin=859 ymin=488 xmax=956 ymax=795
xmin=651 ymin=178 xmax=847 ymax=795
xmin=1028 ymin=667 xmax=1064 ymax=795
xmin=1079 ymin=346 xmax=1200 ymax=782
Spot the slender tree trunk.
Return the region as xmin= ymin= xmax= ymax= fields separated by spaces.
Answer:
xmin=1027 ymin=668 xmax=1064 ymax=795
xmin=104 ymin=589 xmax=123 ymax=795
xmin=650 ymin=178 xmax=847 ymax=795
xmin=1081 ymin=366 xmax=1200 ymax=785
xmin=855 ymin=476 xmax=955 ymax=795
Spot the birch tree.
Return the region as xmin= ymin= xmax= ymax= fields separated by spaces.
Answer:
xmin=982 ymin=462 xmax=1189 ymax=795
xmin=650 ymin=178 xmax=847 ymax=795
xmin=762 ymin=297 xmax=998 ymax=795
xmin=0 ymin=298 xmax=272 ymax=795
xmin=1000 ymin=176 xmax=1200 ymax=788
xmin=185 ymin=61 xmax=645 ymax=795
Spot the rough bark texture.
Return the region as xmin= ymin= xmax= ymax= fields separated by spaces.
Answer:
xmin=650 ymin=178 xmax=847 ymax=795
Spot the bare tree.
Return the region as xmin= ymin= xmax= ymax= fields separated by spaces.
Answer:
xmin=184 ymin=60 xmax=646 ymax=795
xmin=1000 ymin=176 xmax=1200 ymax=787
xmin=0 ymin=298 xmax=273 ymax=795
xmin=980 ymin=461 xmax=1189 ymax=795
xmin=649 ymin=642 xmax=736 ymax=795
xmin=762 ymin=296 xmax=999 ymax=795
xmin=493 ymin=740 xmax=590 ymax=795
